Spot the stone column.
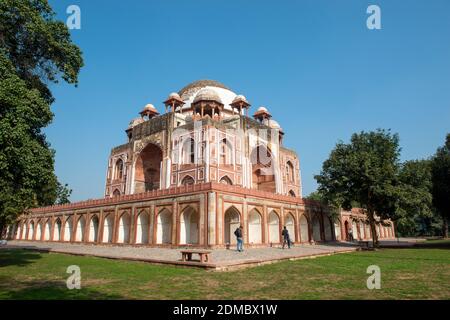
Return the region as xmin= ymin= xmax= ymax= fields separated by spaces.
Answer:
xmin=165 ymin=158 xmax=171 ymax=189
xmin=149 ymin=204 xmax=155 ymax=244
xmin=216 ymin=194 xmax=223 ymax=245
xmin=199 ymin=194 xmax=205 ymax=246
xmin=280 ymin=207 xmax=284 ymax=237
xmin=84 ymin=211 xmax=90 ymax=243
xmin=262 ymin=204 xmax=268 ymax=244
xmin=112 ymin=206 xmax=119 ymax=243
xmin=243 ymin=201 xmax=248 ymax=244
xmin=98 ymin=209 xmax=104 ymax=244
xmin=130 ymin=206 xmax=136 ymax=244
xmin=172 ymin=202 xmax=177 ymax=245
xmin=207 ymin=192 xmax=216 ymax=246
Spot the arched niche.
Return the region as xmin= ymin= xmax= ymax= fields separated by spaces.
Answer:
xmin=135 ymin=211 xmax=150 ymax=244
xmin=134 ymin=143 xmax=163 ymax=192
xmin=224 ymin=206 xmax=240 ymax=245
xmin=299 ymin=215 xmax=309 ymax=243
xmin=248 ymin=209 xmax=262 ymax=244
xmin=250 ymin=145 xmax=276 ymax=193
xmin=156 ymin=209 xmax=172 ymax=244
xmin=268 ymin=211 xmax=280 ymax=243
xmin=179 ymin=206 xmax=199 ymax=245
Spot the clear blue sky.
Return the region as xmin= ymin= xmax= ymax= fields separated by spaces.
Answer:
xmin=47 ymin=0 xmax=450 ymax=202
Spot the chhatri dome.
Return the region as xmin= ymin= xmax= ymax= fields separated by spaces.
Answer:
xmin=193 ymin=88 xmax=223 ymax=104
xmin=168 ymin=92 xmax=181 ymax=100
xmin=232 ymin=94 xmax=248 ymax=104
xmin=257 ymin=106 xmax=268 ymax=113
xmin=142 ymin=103 xmax=158 ymax=112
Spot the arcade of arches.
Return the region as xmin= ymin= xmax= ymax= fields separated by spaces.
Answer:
xmin=11 ymin=185 xmax=395 ymax=247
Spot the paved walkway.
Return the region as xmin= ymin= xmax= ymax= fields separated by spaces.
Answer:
xmin=3 ymin=240 xmax=359 ymax=270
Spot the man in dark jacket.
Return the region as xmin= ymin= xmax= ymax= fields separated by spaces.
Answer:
xmin=234 ymin=225 xmax=244 ymax=252
xmin=282 ymin=226 xmax=291 ymax=249
xmin=348 ymin=229 xmax=354 ymax=242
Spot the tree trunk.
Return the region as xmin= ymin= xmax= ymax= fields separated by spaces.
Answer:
xmin=0 ymin=223 xmax=5 ymax=240
xmin=367 ymin=210 xmax=379 ymax=248
xmin=443 ymin=217 xmax=449 ymax=239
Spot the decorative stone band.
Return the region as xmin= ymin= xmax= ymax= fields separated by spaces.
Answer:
xmin=26 ymin=182 xmax=322 ymax=215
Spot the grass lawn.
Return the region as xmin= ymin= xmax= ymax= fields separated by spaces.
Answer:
xmin=0 ymin=240 xmax=449 ymax=300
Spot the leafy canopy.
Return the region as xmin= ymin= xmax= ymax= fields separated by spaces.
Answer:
xmin=0 ymin=0 xmax=83 ymax=103
xmin=395 ymin=160 xmax=435 ymax=236
xmin=431 ymin=134 xmax=450 ymax=236
xmin=315 ymin=129 xmax=400 ymax=217
xmin=315 ymin=129 xmax=433 ymax=244
xmin=0 ymin=0 xmax=83 ymax=230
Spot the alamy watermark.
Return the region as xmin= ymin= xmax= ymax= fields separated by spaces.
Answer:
xmin=366 ymin=265 xmax=381 ymax=289
xmin=367 ymin=5 xmax=381 ymax=30
xmin=66 ymin=5 xmax=81 ymax=30
xmin=65 ymin=5 xmax=381 ymax=31
xmin=66 ymin=265 xmax=81 ymax=289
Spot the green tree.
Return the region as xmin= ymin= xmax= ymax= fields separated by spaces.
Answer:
xmin=431 ymin=134 xmax=450 ymax=238
xmin=0 ymin=0 xmax=83 ymax=103
xmin=315 ymin=129 xmax=433 ymax=246
xmin=305 ymin=191 xmax=325 ymax=202
xmin=56 ymin=182 xmax=72 ymax=205
xmin=395 ymin=160 xmax=434 ymax=236
xmin=315 ymin=130 xmax=401 ymax=246
xmin=0 ymin=0 xmax=83 ymax=235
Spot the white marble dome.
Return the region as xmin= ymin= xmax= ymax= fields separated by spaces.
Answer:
xmin=193 ymin=88 xmax=223 ymax=104
xmin=177 ymin=80 xmax=238 ymax=112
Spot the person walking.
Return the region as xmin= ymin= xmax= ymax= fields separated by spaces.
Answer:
xmin=348 ymin=228 xmax=354 ymax=242
xmin=234 ymin=225 xmax=244 ymax=252
xmin=282 ymin=226 xmax=291 ymax=249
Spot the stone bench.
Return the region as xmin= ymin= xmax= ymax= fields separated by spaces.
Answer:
xmin=180 ymin=249 xmax=212 ymax=263
xmin=358 ymin=240 xmax=370 ymax=249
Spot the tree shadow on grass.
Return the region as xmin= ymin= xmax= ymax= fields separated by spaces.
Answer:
xmin=352 ymin=251 xmax=450 ymax=263
xmin=377 ymin=241 xmax=450 ymax=251
xmin=413 ymin=240 xmax=450 ymax=249
xmin=0 ymin=248 xmax=43 ymax=267
xmin=313 ymin=241 xmax=359 ymax=249
xmin=0 ymin=278 xmax=124 ymax=300
xmin=320 ymin=240 xmax=450 ymax=251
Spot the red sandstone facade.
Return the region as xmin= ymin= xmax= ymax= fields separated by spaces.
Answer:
xmin=8 ymin=80 xmax=395 ymax=246
xmin=11 ymin=183 xmax=395 ymax=247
